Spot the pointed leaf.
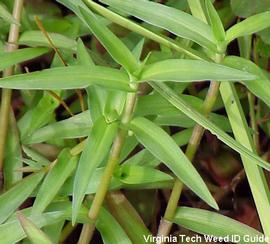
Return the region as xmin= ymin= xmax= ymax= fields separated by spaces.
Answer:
xmin=0 ymin=3 xmax=18 ymax=25
xmin=0 ymin=172 xmax=44 ymax=224
xmin=101 ymin=0 xmax=216 ymax=51
xmin=114 ymin=165 xmax=173 ymax=185
xmin=96 ymin=205 xmax=132 ymax=244
xmin=124 ymin=129 xmax=193 ymax=167
xmin=220 ymin=82 xmax=270 ymax=238
xmin=150 ymin=82 xmax=270 ymax=171
xmin=0 ymin=48 xmax=49 ymax=71
xmin=0 ymin=202 xmax=88 ymax=244
xmin=226 ymin=11 xmax=270 ymax=43
xmin=106 ymin=191 xmax=153 ymax=244
xmin=205 ymin=0 xmax=226 ymax=42
xmin=224 ymin=56 xmax=270 ymax=108
xmin=24 ymin=111 xmax=92 ymax=144
xmin=19 ymin=31 xmax=76 ymax=50
xmin=17 ymin=212 xmax=53 ymax=244
xmin=187 ymin=0 xmax=208 ymax=23
xmin=77 ymin=38 xmax=95 ymax=67
xmin=0 ymin=66 xmax=132 ymax=91
xmin=32 ymin=149 xmax=78 ymax=215
xmin=140 ymin=59 xmax=257 ymax=82
xmin=79 ymin=7 xmax=139 ymax=74
xmin=72 ymin=117 xmax=118 ymax=223
xmin=4 ymin=111 xmax=22 ymax=189
xmin=82 ymin=0 xmax=207 ymax=60
xmin=173 ymin=207 xmax=265 ymax=244
xmin=128 ymin=117 xmax=218 ymax=210
xmin=18 ymin=93 xmax=59 ymax=141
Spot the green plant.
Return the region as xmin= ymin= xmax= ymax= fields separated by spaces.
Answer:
xmin=1 ymin=0 xmax=270 ymax=243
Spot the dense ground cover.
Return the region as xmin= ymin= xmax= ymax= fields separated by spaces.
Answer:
xmin=1 ymin=0 xmax=270 ymax=243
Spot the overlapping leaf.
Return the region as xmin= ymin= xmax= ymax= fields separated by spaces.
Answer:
xmin=32 ymin=149 xmax=78 ymax=215
xmin=17 ymin=212 xmax=53 ymax=244
xmin=224 ymin=56 xmax=270 ymax=108
xmin=72 ymin=117 xmax=118 ymax=223
xmin=220 ymin=82 xmax=270 ymax=238
xmin=24 ymin=111 xmax=92 ymax=144
xmin=0 ymin=172 xmax=44 ymax=224
xmin=101 ymin=0 xmax=217 ymax=51
xmin=226 ymin=11 xmax=270 ymax=43
xmin=173 ymin=207 xmax=265 ymax=244
xmin=128 ymin=117 xmax=218 ymax=210
xmin=0 ymin=66 xmax=132 ymax=91
xmin=19 ymin=31 xmax=77 ymax=50
xmin=139 ymin=59 xmax=257 ymax=82
xmin=0 ymin=48 xmax=49 ymax=71
xmin=151 ymin=82 xmax=270 ymax=171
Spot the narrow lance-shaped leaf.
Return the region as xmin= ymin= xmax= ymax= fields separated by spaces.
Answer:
xmin=82 ymin=0 xmax=207 ymax=60
xmin=22 ymin=146 xmax=50 ymax=166
xmin=79 ymin=6 xmax=139 ymax=74
xmin=114 ymin=165 xmax=173 ymax=185
xmin=124 ymin=129 xmax=193 ymax=167
xmin=76 ymin=36 xmax=105 ymax=123
xmin=150 ymin=82 xmax=270 ymax=171
xmin=19 ymin=31 xmax=77 ymax=51
xmin=0 ymin=48 xmax=49 ymax=71
xmin=17 ymin=212 xmax=53 ymax=244
xmin=187 ymin=0 xmax=208 ymax=23
xmin=0 ymin=3 xmax=19 ymax=25
xmin=4 ymin=111 xmax=22 ymax=189
xmin=96 ymin=204 xmax=132 ymax=244
xmin=77 ymin=38 xmax=95 ymax=67
xmin=220 ymin=82 xmax=270 ymax=239
xmin=18 ymin=93 xmax=59 ymax=141
xmin=60 ymin=165 xmax=172 ymax=197
xmin=226 ymin=11 xmax=270 ymax=43
xmin=205 ymin=0 xmax=226 ymax=43
xmin=106 ymin=191 xmax=154 ymax=244
xmin=128 ymin=117 xmax=218 ymax=210
xmin=32 ymin=149 xmax=78 ymax=215
xmin=140 ymin=59 xmax=257 ymax=82
xmin=42 ymin=221 xmax=65 ymax=244
xmin=0 ymin=172 xmax=44 ymax=224
xmin=24 ymin=111 xmax=92 ymax=144
xmin=101 ymin=0 xmax=217 ymax=51
xmin=72 ymin=117 xmax=118 ymax=223
xmin=0 ymin=202 xmax=88 ymax=244
xmin=223 ymin=56 xmax=270 ymax=108
xmin=0 ymin=66 xmax=132 ymax=91
xmin=173 ymin=207 xmax=265 ymax=244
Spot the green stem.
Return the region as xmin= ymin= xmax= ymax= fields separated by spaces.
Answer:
xmin=78 ymin=92 xmax=137 ymax=244
xmin=0 ymin=0 xmax=24 ymax=176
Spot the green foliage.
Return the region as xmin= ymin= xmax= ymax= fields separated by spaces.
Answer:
xmin=173 ymin=207 xmax=266 ymax=244
xmin=1 ymin=0 xmax=270 ymax=243
xmin=128 ymin=116 xmax=218 ymax=210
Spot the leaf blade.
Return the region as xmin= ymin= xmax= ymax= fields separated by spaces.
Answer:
xmin=150 ymin=82 xmax=270 ymax=171
xmin=226 ymin=11 xmax=270 ymax=43
xmin=72 ymin=117 xmax=118 ymax=223
xmin=17 ymin=212 xmax=53 ymax=244
xmin=173 ymin=207 xmax=265 ymax=244
xmin=101 ymin=0 xmax=216 ymax=50
xmin=128 ymin=117 xmax=218 ymax=210
xmin=140 ymin=59 xmax=257 ymax=82
xmin=0 ymin=172 xmax=44 ymax=224
xmin=0 ymin=66 xmax=132 ymax=91
xmin=32 ymin=149 xmax=78 ymax=215
xmin=0 ymin=47 xmax=49 ymax=71
xmin=79 ymin=6 xmax=139 ymax=74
